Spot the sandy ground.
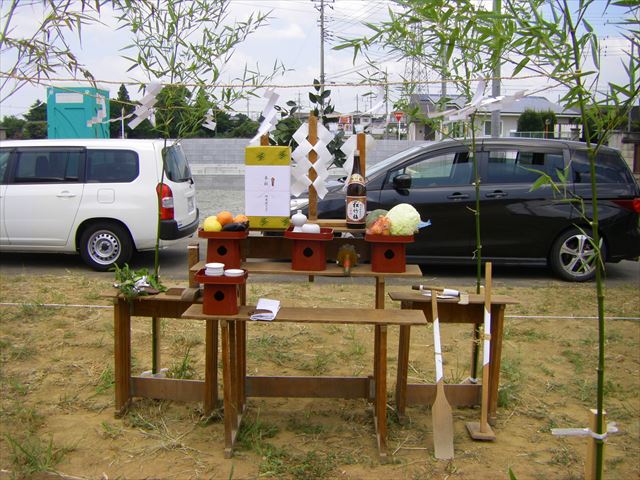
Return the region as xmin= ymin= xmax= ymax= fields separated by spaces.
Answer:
xmin=0 ymin=272 xmax=638 ymax=479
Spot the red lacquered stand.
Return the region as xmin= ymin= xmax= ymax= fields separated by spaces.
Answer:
xmin=198 ymin=229 xmax=249 ymax=268
xmin=365 ymin=233 xmax=414 ymax=273
xmin=284 ymin=227 xmax=334 ymax=271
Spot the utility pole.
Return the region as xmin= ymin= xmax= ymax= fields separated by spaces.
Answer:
xmin=490 ymin=0 xmax=502 ymax=137
xmin=313 ymin=0 xmax=333 ymax=117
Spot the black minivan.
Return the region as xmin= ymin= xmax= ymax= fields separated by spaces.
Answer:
xmin=306 ymin=138 xmax=640 ymax=281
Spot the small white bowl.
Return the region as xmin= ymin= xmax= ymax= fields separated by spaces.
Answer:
xmin=205 ymin=262 xmax=225 ymax=270
xmin=301 ymin=223 xmax=321 ymax=234
xmin=224 ymin=268 xmax=245 ymax=277
xmin=205 ymin=269 xmax=224 ymax=276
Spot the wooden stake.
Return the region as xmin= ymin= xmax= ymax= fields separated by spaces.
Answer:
xmin=466 ymin=262 xmax=496 ymax=441
xmin=356 ymin=132 xmax=366 ymax=177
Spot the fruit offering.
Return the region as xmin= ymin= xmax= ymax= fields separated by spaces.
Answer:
xmin=202 ymin=211 xmax=249 ymax=232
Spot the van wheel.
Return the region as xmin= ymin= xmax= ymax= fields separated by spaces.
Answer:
xmin=80 ymin=223 xmax=133 ymax=271
xmin=549 ymin=228 xmax=604 ymax=282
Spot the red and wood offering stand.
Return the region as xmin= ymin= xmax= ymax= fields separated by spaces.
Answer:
xmin=198 ymin=228 xmax=249 ymax=268
xmin=465 ymin=262 xmax=497 ymax=441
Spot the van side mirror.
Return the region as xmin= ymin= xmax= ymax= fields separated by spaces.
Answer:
xmin=393 ymin=173 xmax=412 ymax=190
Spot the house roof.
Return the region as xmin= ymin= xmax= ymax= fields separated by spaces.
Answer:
xmin=411 ymin=94 xmax=580 ymax=117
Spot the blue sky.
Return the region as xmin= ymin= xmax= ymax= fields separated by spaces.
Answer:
xmin=0 ymin=0 xmax=636 ymax=120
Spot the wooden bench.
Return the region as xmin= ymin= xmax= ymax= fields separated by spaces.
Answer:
xmin=182 ymin=304 xmax=427 ymax=461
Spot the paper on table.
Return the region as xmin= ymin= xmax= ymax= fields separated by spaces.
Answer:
xmin=250 ymin=298 xmax=281 ymax=321
xmin=421 ymin=288 xmax=460 ymax=299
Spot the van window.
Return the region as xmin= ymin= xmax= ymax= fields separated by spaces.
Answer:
xmin=163 ymin=144 xmax=192 ymax=182
xmin=13 ymin=150 xmax=82 ymax=183
xmin=87 ymin=150 xmax=139 ymax=183
xmin=0 ymin=149 xmax=10 ymax=183
xmin=486 ymin=150 xmax=564 ymax=183
xmin=571 ymin=151 xmax=634 ymax=184
xmin=389 ymin=151 xmax=472 ymax=187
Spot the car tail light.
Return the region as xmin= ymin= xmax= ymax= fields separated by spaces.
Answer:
xmin=613 ymin=198 xmax=640 ymax=213
xmin=156 ymin=183 xmax=174 ymax=220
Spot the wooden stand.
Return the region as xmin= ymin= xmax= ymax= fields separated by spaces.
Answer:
xmin=182 ymin=304 xmax=426 ymax=461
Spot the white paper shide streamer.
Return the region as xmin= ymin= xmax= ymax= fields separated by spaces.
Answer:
xmin=249 ymin=88 xmax=280 ymax=146
xmin=290 ymin=122 xmax=335 ymax=199
xmin=339 ymin=134 xmax=375 ymax=179
xmin=128 ymin=81 xmax=162 ymax=130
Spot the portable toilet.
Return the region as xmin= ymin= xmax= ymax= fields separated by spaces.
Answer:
xmin=47 ymin=86 xmax=110 ymax=138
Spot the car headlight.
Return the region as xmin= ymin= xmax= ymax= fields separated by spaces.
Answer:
xmin=290 ymin=197 xmax=309 ymax=212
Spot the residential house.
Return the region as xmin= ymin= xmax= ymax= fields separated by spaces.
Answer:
xmin=407 ymin=94 xmax=581 ymax=141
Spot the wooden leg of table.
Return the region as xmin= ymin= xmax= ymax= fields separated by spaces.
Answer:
xmin=221 ymin=320 xmax=237 ymax=458
xmin=488 ymin=305 xmax=505 ymax=425
xmin=151 ymin=316 xmax=161 ymax=374
xmin=239 ymin=284 xmax=246 ymax=307
xmin=114 ymin=298 xmax=131 ymax=416
xmin=470 ymin=323 xmax=481 ymax=381
xmin=375 ymin=277 xmax=385 ymax=310
xmin=204 ymin=319 xmax=218 ymax=414
xmin=235 ymin=321 xmax=246 ymax=414
xmin=375 ymin=325 xmax=388 ymax=462
xmin=396 ymin=325 xmax=411 ymax=419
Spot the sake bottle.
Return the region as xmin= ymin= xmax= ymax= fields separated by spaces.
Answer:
xmin=345 ymin=150 xmax=367 ymax=229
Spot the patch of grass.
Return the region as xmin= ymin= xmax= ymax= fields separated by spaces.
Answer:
xmin=561 ymin=350 xmax=586 ymax=374
xmin=287 ymin=414 xmax=327 ymax=436
xmin=99 ymin=421 xmax=124 ymax=439
xmin=548 ymin=445 xmax=579 ymax=466
xmin=5 ymin=433 xmax=74 ymax=476
xmin=95 ymin=365 xmax=115 ymax=394
xmin=300 ymin=351 xmax=334 ymax=375
xmin=237 ymin=414 xmax=279 ymax=453
xmin=0 ymin=404 xmax=44 ymax=433
xmin=168 ymin=346 xmax=197 ymax=379
xmin=498 ymin=356 xmax=523 ymax=408
xmin=248 ymin=333 xmax=294 ymax=366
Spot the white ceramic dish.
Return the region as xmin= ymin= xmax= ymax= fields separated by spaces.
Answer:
xmin=224 ymin=268 xmax=245 ymax=277
xmin=205 ymin=262 xmax=225 ymax=269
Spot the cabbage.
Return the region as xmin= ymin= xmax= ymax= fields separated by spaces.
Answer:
xmin=385 ymin=203 xmax=421 ymax=235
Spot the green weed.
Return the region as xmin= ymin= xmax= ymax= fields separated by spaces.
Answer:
xmin=5 ymin=433 xmax=74 ymax=476
xmin=168 ymin=346 xmax=197 ymax=379
xmin=95 ymin=365 xmax=115 ymax=394
xmin=561 ymin=350 xmax=586 ymax=374
xmin=300 ymin=351 xmax=333 ymax=375
xmin=498 ymin=356 xmax=523 ymax=408
xmin=100 ymin=421 xmax=124 ymax=439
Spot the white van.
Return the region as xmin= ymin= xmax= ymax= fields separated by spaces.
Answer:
xmin=0 ymin=139 xmax=199 ymax=270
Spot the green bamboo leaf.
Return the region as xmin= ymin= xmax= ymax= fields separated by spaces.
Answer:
xmin=589 ymin=35 xmax=600 ymax=69
xmin=529 ymin=174 xmax=550 ymax=192
xmin=512 ymin=57 xmax=530 ymax=76
xmin=309 ymin=92 xmax=318 ymax=103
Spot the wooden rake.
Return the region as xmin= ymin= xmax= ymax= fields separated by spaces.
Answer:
xmin=466 ymin=262 xmax=497 ymax=441
xmin=430 ymin=289 xmax=455 ymax=459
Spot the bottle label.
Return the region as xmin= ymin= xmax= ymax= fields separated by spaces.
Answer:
xmin=346 ymin=196 xmax=367 ymax=224
xmin=348 ymin=173 xmax=365 ymax=185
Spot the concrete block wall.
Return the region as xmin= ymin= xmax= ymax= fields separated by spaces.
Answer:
xmin=181 ymin=138 xmax=427 ymax=175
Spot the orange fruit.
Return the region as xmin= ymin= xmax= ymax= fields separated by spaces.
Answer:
xmin=216 ymin=210 xmax=234 ymax=226
xmin=233 ymin=214 xmax=248 ymax=224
